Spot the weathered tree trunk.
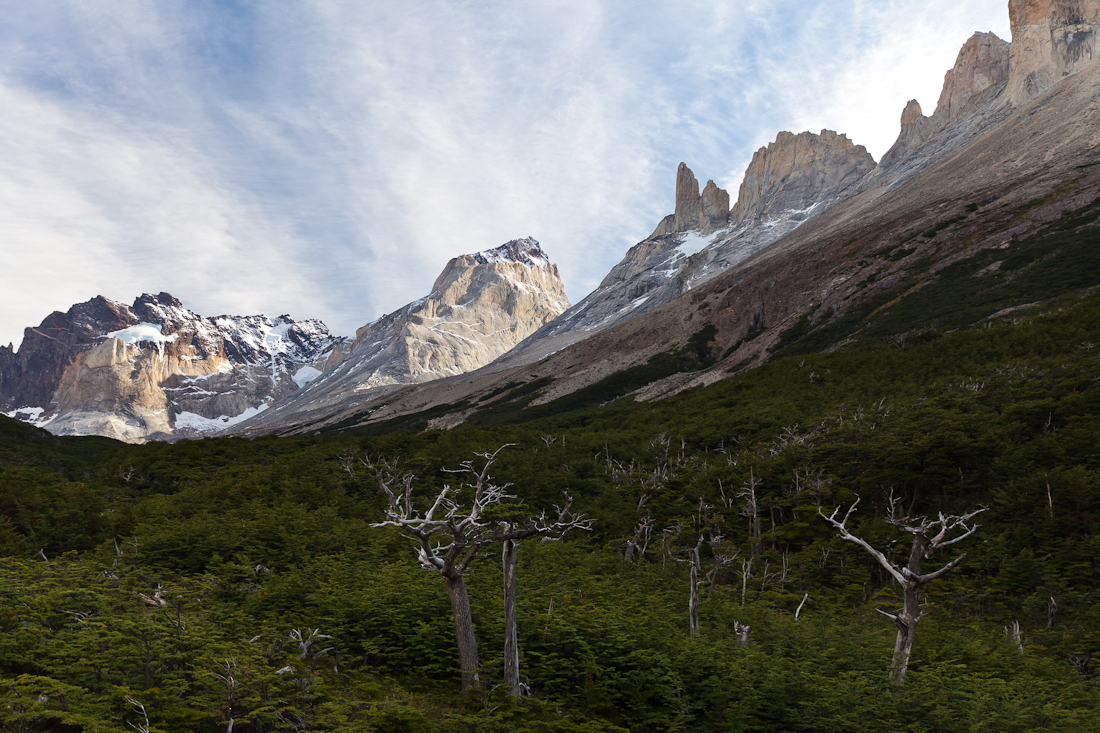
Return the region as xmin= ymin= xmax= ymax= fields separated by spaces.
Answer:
xmin=891 ymin=535 xmax=926 ymax=684
xmin=891 ymin=582 xmax=920 ymax=684
xmin=443 ymin=571 xmax=480 ymax=693
xmin=689 ymin=561 xmax=700 ymax=639
xmin=751 ymin=512 xmax=763 ymax=559
xmin=502 ymin=538 xmax=521 ymax=697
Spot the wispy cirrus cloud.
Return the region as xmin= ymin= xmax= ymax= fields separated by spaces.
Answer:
xmin=0 ymin=0 xmax=1009 ymax=348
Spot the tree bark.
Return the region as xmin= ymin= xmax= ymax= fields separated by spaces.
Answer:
xmin=891 ymin=535 xmax=926 ymax=684
xmin=891 ymin=582 xmax=921 ymax=684
xmin=689 ymin=560 xmax=699 ymax=639
xmin=443 ymin=571 xmax=480 ymax=693
xmin=502 ymin=538 xmax=521 ymax=697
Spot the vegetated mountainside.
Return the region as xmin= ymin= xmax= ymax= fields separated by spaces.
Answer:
xmin=0 ymin=292 xmax=341 ymax=443
xmin=247 ymin=2 xmax=1100 ymax=438
xmin=3 ymin=4 xmax=1098 ymax=730
xmin=232 ymin=238 xmax=570 ymax=435
xmin=1 ymin=285 xmax=1098 ymax=730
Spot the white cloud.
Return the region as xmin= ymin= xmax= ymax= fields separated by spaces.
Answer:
xmin=0 ymin=0 xmax=1012 ymax=350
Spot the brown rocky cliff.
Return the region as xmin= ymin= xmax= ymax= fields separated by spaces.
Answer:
xmin=935 ymin=32 xmax=1011 ymax=120
xmin=878 ymin=100 xmax=937 ymax=170
xmin=702 ymin=180 xmax=731 ymax=225
xmin=877 ymin=31 xmax=1011 ymax=175
xmin=675 ymin=162 xmax=701 ymax=206
xmin=731 ymin=130 xmax=876 ymax=225
xmin=1008 ymin=0 xmax=1100 ymax=103
xmin=0 ymin=296 xmax=136 ymax=412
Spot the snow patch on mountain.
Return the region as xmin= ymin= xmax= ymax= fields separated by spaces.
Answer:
xmin=106 ymin=323 xmax=179 ymax=355
xmin=3 ymin=406 xmax=54 ymax=428
xmin=292 ymin=366 xmax=322 ymax=387
xmin=175 ymin=404 xmax=270 ymax=433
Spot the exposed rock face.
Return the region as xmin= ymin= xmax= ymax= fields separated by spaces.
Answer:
xmin=1008 ymin=0 xmax=1100 ymax=103
xmin=232 ymin=238 xmax=570 ymax=433
xmin=1 ymin=293 xmax=342 ymax=442
xmin=224 ymin=1 xmax=1100 ymax=438
xmin=936 ymin=32 xmax=1012 ymax=120
xmin=652 ymin=164 xmax=731 ymax=236
xmin=878 ymin=100 xmax=938 ymax=171
xmin=876 ymin=32 xmax=1013 ymax=181
xmin=0 ymin=296 xmax=136 ymax=416
xmin=702 ymin=180 xmax=732 ymax=226
xmin=731 ymin=131 xmax=876 ymax=225
xmin=489 ymin=131 xmax=875 ymax=370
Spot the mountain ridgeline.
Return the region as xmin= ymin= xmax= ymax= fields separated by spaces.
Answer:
xmin=229 ymin=0 xmax=1100 ymax=437
xmin=3 ymin=1 xmax=1100 ymax=731
xmin=4 ymin=0 xmax=1100 ymax=444
xmin=0 ymin=239 xmax=569 ymax=442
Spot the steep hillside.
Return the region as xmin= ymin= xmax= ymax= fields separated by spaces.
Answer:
xmin=492 ymin=131 xmax=875 ymax=370
xmin=239 ymin=0 xmax=1100 ymax=437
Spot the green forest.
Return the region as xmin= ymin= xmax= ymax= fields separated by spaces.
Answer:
xmin=3 ymin=282 xmax=1099 ymax=731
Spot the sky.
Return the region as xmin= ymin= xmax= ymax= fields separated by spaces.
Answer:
xmin=0 ymin=0 xmax=1011 ymax=349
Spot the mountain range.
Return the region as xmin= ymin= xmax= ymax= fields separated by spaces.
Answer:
xmin=3 ymin=0 xmax=1099 ymax=442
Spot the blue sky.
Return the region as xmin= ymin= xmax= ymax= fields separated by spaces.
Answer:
xmin=0 ymin=0 xmax=1010 ymax=348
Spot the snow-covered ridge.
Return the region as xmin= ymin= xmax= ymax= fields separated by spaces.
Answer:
xmin=119 ymin=293 xmax=343 ymax=369
xmin=471 ymin=237 xmax=551 ymax=268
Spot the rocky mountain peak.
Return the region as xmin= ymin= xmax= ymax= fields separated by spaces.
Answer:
xmin=731 ymin=130 xmax=876 ymax=226
xmin=935 ymin=32 xmax=1011 ymax=120
xmin=234 ymin=239 xmax=571 ymax=434
xmin=676 ymin=163 xmax=701 ymax=205
xmin=1 ymin=293 xmax=343 ymax=441
xmin=878 ymin=28 xmax=1013 ymax=175
xmin=469 ymin=237 xmax=552 ymax=269
xmin=428 ymin=238 xmax=565 ymax=309
xmin=651 ymin=164 xmax=731 ymax=237
xmin=901 ymin=99 xmax=927 ymax=128
xmin=701 ymin=180 xmax=732 ymax=228
xmin=1008 ymin=0 xmax=1100 ymax=104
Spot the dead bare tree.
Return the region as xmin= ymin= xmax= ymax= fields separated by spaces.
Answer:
xmin=351 ymin=446 xmax=591 ymax=697
xmin=818 ymin=493 xmax=985 ymax=684
xmin=355 ymin=446 xmax=518 ymax=692
xmin=496 ymin=493 xmax=593 ymax=699
xmin=738 ymin=469 xmax=764 ymax=559
xmin=622 ymin=516 xmax=655 ymax=566
xmin=678 ymin=499 xmax=734 ymax=639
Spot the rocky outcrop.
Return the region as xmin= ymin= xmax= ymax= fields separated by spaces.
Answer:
xmin=329 ymin=237 xmax=570 ymax=385
xmin=1 ymin=293 xmax=342 ymax=442
xmin=936 ymin=32 xmax=1012 ymax=120
xmin=1008 ymin=0 xmax=1100 ymax=104
xmin=231 ymin=238 xmax=570 ymax=434
xmin=489 ymin=132 xmax=876 ymax=371
xmin=0 ymin=296 xmax=136 ymax=417
xmin=876 ymin=32 xmax=1013 ymax=180
xmin=652 ymin=164 xmax=731 ymax=236
xmin=879 ymin=101 xmax=939 ymax=170
xmin=731 ymin=131 xmax=876 ymax=225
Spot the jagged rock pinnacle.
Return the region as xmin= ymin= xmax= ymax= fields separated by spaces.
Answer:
xmin=652 ymin=163 xmax=731 ymax=237
xmin=676 ymin=163 xmax=701 ymax=205
xmin=879 ymin=30 xmax=1011 ymax=172
xmin=935 ymin=32 xmax=1011 ymax=120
